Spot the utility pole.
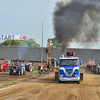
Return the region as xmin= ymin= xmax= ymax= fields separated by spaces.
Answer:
xmin=41 ymin=23 xmax=43 ymax=65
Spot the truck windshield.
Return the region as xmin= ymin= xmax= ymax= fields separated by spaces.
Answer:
xmin=88 ymin=61 xmax=95 ymax=64
xmin=60 ymin=59 xmax=78 ymax=66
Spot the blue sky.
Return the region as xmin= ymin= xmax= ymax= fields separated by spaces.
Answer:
xmin=0 ymin=0 xmax=100 ymax=49
xmin=0 ymin=0 xmax=57 ymax=47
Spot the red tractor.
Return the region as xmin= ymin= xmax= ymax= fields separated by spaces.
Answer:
xmin=0 ymin=59 xmax=9 ymax=72
xmin=85 ymin=59 xmax=97 ymax=73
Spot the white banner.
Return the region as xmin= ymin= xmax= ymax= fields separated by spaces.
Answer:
xmin=70 ymin=38 xmax=99 ymax=42
xmin=0 ymin=35 xmax=28 ymax=40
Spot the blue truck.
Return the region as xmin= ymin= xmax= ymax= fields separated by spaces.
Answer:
xmin=58 ymin=52 xmax=83 ymax=84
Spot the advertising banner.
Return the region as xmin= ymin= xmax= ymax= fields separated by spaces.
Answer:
xmin=0 ymin=35 xmax=28 ymax=40
xmin=70 ymin=38 xmax=100 ymax=42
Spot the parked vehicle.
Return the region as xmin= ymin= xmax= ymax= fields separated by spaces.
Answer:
xmin=9 ymin=59 xmax=26 ymax=75
xmin=25 ymin=62 xmax=34 ymax=72
xmin=0 ymin=59 xmax=9 ymax=72
xmin=85 ymin=59 xmax=97 ymax=74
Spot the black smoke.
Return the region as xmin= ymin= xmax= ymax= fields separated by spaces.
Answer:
xmin=53 ymin=0 xmax=100 ymax=53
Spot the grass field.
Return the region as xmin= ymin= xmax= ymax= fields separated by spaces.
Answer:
xmin=6 ymin=80 xmax=19 ymax=83
xmin=27 ymin=69 xmax=38 ymax=74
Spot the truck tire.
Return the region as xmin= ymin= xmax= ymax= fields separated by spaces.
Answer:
xmin=55 ymin=72 xmax=59 ymax=80
xmin=59 ymin=80 xmax=65 ymax=83
xmin=20 ymin=66 xmax=23 ymax=75
xmin=25 ymin=65 xmax=29 ymax=71
xmin=18 ymin=70 xmax=20 ymax=76
xmin=80 ymin=73 xmax=83 ymax=81
xmin=25 ymin=65 xmax=32 ymax=72
xmin=59 ymin=80 xmax=61 ymax=83
xmin=77 ymin=80 xmax=80 ymax=84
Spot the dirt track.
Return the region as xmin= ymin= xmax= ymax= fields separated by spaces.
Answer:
xmin=0 ymin=72 xmax=36 ymax=84
xmin=0 ymin=72 xmax=100 ymax=100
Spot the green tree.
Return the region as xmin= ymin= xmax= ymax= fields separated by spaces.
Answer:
xmin=27 ymin=38 xmax=40 ymax=47
xmin=19 ymin=38 xmax=40 ymax=47
xmin=50 ymin=38 xmax=61 ymax=48
xmin=0 ymin=38 xmax=40 ymax=47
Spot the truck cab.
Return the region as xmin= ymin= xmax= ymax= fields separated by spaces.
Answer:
xmin=59 ymin=52 xmax=83 ymax=84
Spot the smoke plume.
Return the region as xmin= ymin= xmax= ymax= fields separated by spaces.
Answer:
xmin=17 ymin=47 xmax=28 ymax=60
xmin=53 ymin=0 xmax=100 ymax=53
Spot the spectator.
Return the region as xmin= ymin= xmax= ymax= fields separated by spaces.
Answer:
xmin=38 ymin=64 xmax=41 ymax=74
xmin=41 ymin=65 xmax=43 ymax=73
xmin=47 ymin=62 xmax=50 ymax=71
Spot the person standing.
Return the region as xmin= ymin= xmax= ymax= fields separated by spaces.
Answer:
xmin=38 ymin=64 xmax=41 ymax=74
xmin=41 ymin=65 xmax=43 ymax=73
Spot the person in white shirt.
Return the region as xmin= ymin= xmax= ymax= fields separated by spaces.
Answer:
xmin=41 ymin=65 xmax=43 ymax=73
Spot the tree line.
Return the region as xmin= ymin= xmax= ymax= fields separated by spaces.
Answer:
xmin=0 ymin=38 xmax=61 ymax=48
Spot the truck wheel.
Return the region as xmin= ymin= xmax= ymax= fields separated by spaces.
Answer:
xmin=20 ymin=67 xmax=23 ymax=75
xmin=59 ymin=80 xmax=64 ymax=83
xmin=77 ymin=80 xmax=80 ymax=84
xmin=59 ymin=80 xmax=61 ymax=83
xmin=18 ymin=70 xmax=20 ymax=76
xmin=80 ymin=73 xmax=83 ymax=81
xmin=55 ymin=72 xmax=59 ymax=80
xmin=25 ymin=65 xmax=30 ymax=71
